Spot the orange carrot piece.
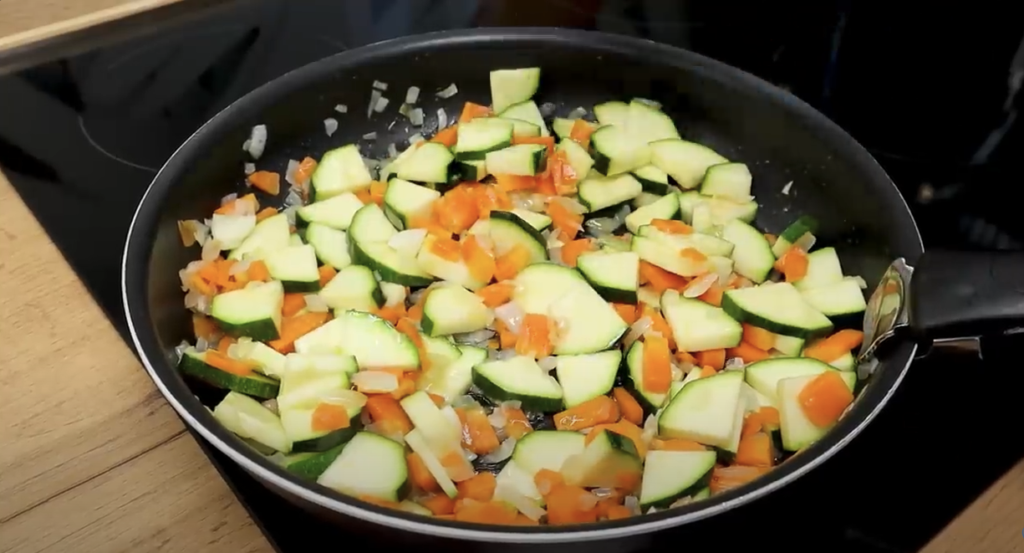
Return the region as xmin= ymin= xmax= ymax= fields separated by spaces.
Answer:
xmin=365 ymin=394 xmax=413 ymax=437
xmin=461 ymin=235 xmax=496 ymax=283
xmin=758 ymin=406 xmax=781 ymax=429
xmin=548 ymin=150 xmax=580 ymax=196
xmin=546 ymin=485 xmax=600 ymax=525
xmin=431 ymin=125 xmax=459 ymax=147
xmin=802 ymin=329 xmax=865 ymax=363
xmin=651 ymin=219 xmax=693 ymax=235
xmin=216 ymin=336 xmax=235 ymax=353
xmin=726 ymin=342 xmax=771 ymax=364
xmin=268 ymin=311 xmax=331 ymax=353
xmin=458 ymin=102 xmax=491 ymax=123
xmin=189 ymin=273 xmax=216 ymax=296
xmin=798 ymin=371 xmax=854 ymax=427
xmin=515 ymin=313 xmax=555 ymax=359
xmin=651 ymin=438 xmax=707 ymax=452
xmin=311 ymin=402 xmax=351 ymax=433
xmin=374 ymin=303 xmax=407 ymax=325
xmin=735 ymin=432 xmax=775 ymax=468
xmin=407 ymin=290 xmax=431 ymax=323
xmin=395 ymin=318 xmax=431 ymax=372
xmin=419 ymin=493 xmax=455 ymax=515
xmin=407 ymin=453 xmax=440 ymax=492
xmin=368 ymin=180 xmax=388 ymax=206
xmin=435 ymin=185 xmax=482 ymax=234
xmin=318 ymin=265 xmax=337 ymax=287
xmin=461 ymin=408 xmax=501 ymax=455
xmin=358 ymin=495 xmax=401 ymax=509
xmin=494 ymin=244 xmax=533 ymax=281
xmin=568 ymin=119 xmax=595 ymax=149
xmin=698 ymin=365 xmax=717 ymax=378
xmin=585 ymin=420 xmax=646 ymax=458
xmin=282 ymin=293 xmax=307 ymax=317
xmin=640 ymin=304 xmax=676 ymax=350
xmin=493 ymin=318 xmax=518 ymax=349
xmin=774 ymin=246 xmax=809 ymax=282
xmin=475 ymin=281 xmax=515 ymax=307
xmin=741 ymin=411 xmax=763 ymax=437
xmin=680 ymin=247 xmax=708 ymax=263
xmin=642 ymin=333 xmax=672 ymax=394
xmin=247 ymin=260 xmax=271 ymax=282
xmin=192 ymin=314 xmax=219 ymax=340
xmin=546 ymin=201 xmax=584 ymax=241
xmin=694 ymin=349 xmax=726 ymax=370
xmin=247 ymin=171 xmax=281 ymax=195
xmin=698 ymin=283 xmax=727 ymax=306
xmin=612 ymin=387 xmax=644 ymax=425
xmin=454 ymin=500 xmax=519 ymax=524
xmin=473 ymin=185 xmax=513 ymax=219
xmin=494 ymin=173 xmax=537 ymax=193
xmin=457 ymin=472 xmax=497 ymax=501
xmin=553 ymin=395 xmax=620 ymax=431
xmin=675 ymin=350 xmax=697 ymax=365
xmin=512 ymin=135 xmax=555 ymax=156
xmin=742 ymin=324 xmax=776 ymax=351
xmin=203 ymin=350 xmax=254 ymax=376
xmin=255 ymin=207 xmax=278 ymax=222
xmin=605 ymin=504 xmax=633 ymax=520
xmin=638 ymin=261 xmax=688 ymax=293
xmin=534 ymin=169 xmax=557 ymax=196
xmin=293 ymin=156 xmax=318 ymax=185
xmin=390 ymin=373 xmax=417 ymax=400
xmin=559 ymin=238 xmax=595 ymax=267
xmin=611 ymin=302 xmax=638 ymax=325
xmin=354 ymin=187 xmax=373 ymax=204
xmin=429 ymin=235 xmax=462 ymax=261
xmin=710 ymin=465 xmax=770 ymax=494
xmin=502 ymin=405 xmax=533 ymax=439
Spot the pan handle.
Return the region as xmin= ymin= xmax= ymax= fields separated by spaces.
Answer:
xmin=909 ymin=250 xmax=1024 ymax=341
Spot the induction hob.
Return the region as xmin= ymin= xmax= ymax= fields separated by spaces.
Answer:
xmin=4 ymin=1 xmax=1024 ymax=552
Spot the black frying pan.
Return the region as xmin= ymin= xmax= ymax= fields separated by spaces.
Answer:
xmin=121 ymin=28 xmax=1024 ymax=548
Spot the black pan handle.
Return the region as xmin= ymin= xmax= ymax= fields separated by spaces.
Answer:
xmin=909 ymin=250 xmax=1024 ymax=340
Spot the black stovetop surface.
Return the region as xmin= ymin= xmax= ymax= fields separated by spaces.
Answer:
xmin=4 ymin=2 xmax=1024 ymax=552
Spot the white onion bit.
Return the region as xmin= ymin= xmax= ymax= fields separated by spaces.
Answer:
xmin=480 ymin=437 xmax=516 ymax=463
xmin=537 ymin=356 xmax=558 ymax=372
xmin=323 ymin=118 xmax=338 ymax=137
xmin=334 ymin=104 xmax=348 ymax=114
xmin=246 ymin=124 xmax=267 ymax=159
xmin=494 ymin=301 xmax=525 ymax=334
xmin=405 ymin=86 xmax=420 ymax=104
xmin=284 ymin=159 xmax=301 ymax=188
xmin=243 ymin=163 xmax=256 ymax=175
xmin=782 ymin=181 xmax=793 ymax=195
xmin=372 ymin=80 xmax=388 ymax=91
xmin=362 ymin=132 xmax=378 ymax=140
xmin=435 ymin=83 xmax=458 ymax=98
xmin=683 ymin=273 xmax=718 ymax=298
xmin=794 ymin=232 xmax=817 ymax=252
xmin=623 ymin=316 xmax=653 ymax=348
xmin=303 ymin=294 xmax=330 ymax=313
xmin=374 ymin=96 xmax=390 ymax=113
xmin=368 ymin=89 xmax=382 ymax=118
xmin=437 ymin=108 xmax=448 ymax=130
xmin=567 ymin=106 xmax=588 ymax=119
xmin=409 ymin=108 xmax=424 ymax=127
xmin=408 ymin=133 xmax=425 ymax=145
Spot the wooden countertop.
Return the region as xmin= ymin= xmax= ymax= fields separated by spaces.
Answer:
xmin=0 ymin=3 xmax=1022 ymax=552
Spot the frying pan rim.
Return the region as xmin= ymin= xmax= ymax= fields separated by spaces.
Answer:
xmin=122 ymin=27 xmax=922 ymax=542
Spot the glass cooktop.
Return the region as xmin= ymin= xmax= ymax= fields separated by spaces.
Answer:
xmin=3 ymin=1 xmax=1023 ymax=552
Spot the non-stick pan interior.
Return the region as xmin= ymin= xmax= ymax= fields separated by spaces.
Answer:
xmin=126 ymin=29 xmax=922 ymax=541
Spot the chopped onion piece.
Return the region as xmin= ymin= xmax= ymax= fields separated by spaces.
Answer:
xmin=283 ymin=189 xmax=304 ymax=208
xmin=683 ymin=273 xmax=718 ymax=298
xmin=857 ymin=357 xmax=878 ymax=381
xmin=243 ymin=162 xmax=256 ymax=175
xmin=500 ymin=400 xmax=522 ymax=411
xmin=454 ymin=329 xmax=495 ymax=346
xmin=641 ymin=413 xmax=659 ymax=445
xmin=284 ymin=159 xmax=301 ymax=187
xmin=724 ymin=357 xmax=746 ymax=371
xmin=334 ymin=104 xmax=348 ymax=114
xmin=494 ymin=301 xmax=525 ymax=334
xmin=539 ymin=102 xmax=557 ymax=117
xmin=405 ymin=86 xmax=420 ymax=104
xmin=282 ymin=205 xmax=299 ymax=226
xmin=623 ymin=316 xmax=653 ymax=348
xmin=202 ymin=239 xmax=223 ymax=261
xmin=577 ymin=491 xmax=600 ymax=510
xmin=320 ymin=388 xmax=369 ymax=412
xmin=480 ymin=437 xmax=516 ymax=463
xmin=452 ymin=395 xmax=480 ymax=410
xmin=670 ymin=363 xmax=684 ymax=381
xmin=303 ymin=294 xmax=330 ymax=312
xmin=174 ymin=341 xmax=190 ymax=361
xmin=794 ymin=232 xmax=817 ymax=252
xmin=435 ymin=83 xmax=458 ymax=98
xmin=548 ymin=246 xmax=564 ymax=266
xmin=552 ymin=195 xmax=587 ymax=215
xmin=408 ymin=133 xmax=425 ymax=145
xmin=246 ymin=125 xmax=267 ymax=159
xmin=495 ymin=483 xmax=545 ymax=521
xmin=585 ymin=217 xmax=622 ymax=236
xmin=387 ymin=143 xmax=398 ymax=159
xmin=567 ymin=106 xmax=588 ymax=119
xmin=261 ymin=398 xmax=279 ymax=415
xmin=592 ymin=487 xmax=616 ymax=498
xmin=537 ymin=356 xmax=558 ymax=372
xmin=388 ymin=228 xmax=428 ymax=258
xmin=409 ymin=108 xmax=424 ymax=126
xmin=782 ymin=181 xmax=793 ymax=195
xmin=437 ymin=108 xmax=448 ymax=130
xmin=487 ymin=409 xmax=507 ymax=428
xmin=195 ymin=337 xmax=210 ymax=352
xmin=362 ymin=132 xmax=378 ymax=140
xmin=368 ymin=89 xmax=382 ymax=118
xmin=177 ymin=220 xmax=198 ymax=247
xmin=495 ymin=348 xmax=517 ymax=361
xmin=669 ymin=497 xmax=693 ymax=508
xmin=374 ymin=97 xmax=389 ymax=113
xmin=624 ymin=495 xmax=642 ymax=515
xmin=372 ymin=80 xmax=388 ymax=91
xmin=323 ymin=117 xmax=338 ymax=137
xmin=352 ymin=371 xmax=400 ymax=393
xmin=220 ymin=192 xmax=238 ymax=206
xmin=398 ymin=103 xmax=411 ymax=118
